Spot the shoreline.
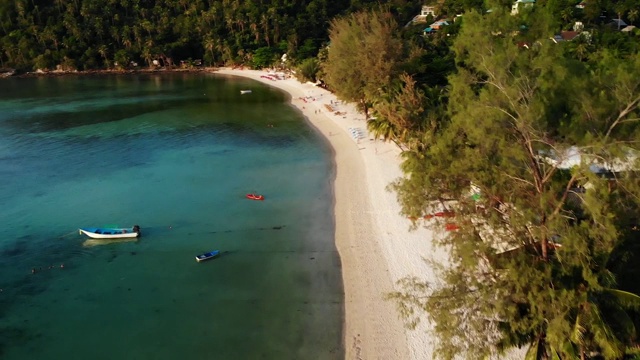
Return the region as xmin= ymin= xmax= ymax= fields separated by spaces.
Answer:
xmin=214 ymin=68 xmax=439 ymax=359
xmin=0 ymin=67 xmax=218 ymax=78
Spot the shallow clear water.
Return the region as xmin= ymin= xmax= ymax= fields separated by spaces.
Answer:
xmin=0 ymin=74 xmax=343 ymax=359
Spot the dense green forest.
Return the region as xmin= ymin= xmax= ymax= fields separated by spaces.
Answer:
xmin=1 ymin=0 xmax=637 ymax=72
xmin=0 ymin=0 xmax=419 ymax=71
xmin=3 ymin=0 xmax=640 ymax=359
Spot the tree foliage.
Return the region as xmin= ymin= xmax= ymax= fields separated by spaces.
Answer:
xmin=321 ymin=9 xmax=404 ymax=117
xmin=295 ymin=57 xmax=320 ymax=82
xmin=0 ymin=0 xmax=402 ymax=71
xmin=389 ymin=9 xmax=640 ymax=360
xmin=368 ymin=72 xmax=445 ymax=152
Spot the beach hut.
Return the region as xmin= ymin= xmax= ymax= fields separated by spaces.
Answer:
xmin=423 ymin=27 xmax=434 ymax=35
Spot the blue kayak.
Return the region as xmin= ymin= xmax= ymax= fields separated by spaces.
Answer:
xmin=195 ymin=250 xmax=220 ymax=262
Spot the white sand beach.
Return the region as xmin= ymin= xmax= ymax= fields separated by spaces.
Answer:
xmin=215 ymin=68 xmax=440 ymax=359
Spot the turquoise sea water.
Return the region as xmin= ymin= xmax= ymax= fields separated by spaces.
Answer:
xmin=0 ymin=73 xmax=343 ymax=359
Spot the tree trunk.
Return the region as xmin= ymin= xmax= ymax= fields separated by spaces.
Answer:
xmin=541 ymin=214 xmax=548 ymax=261
xmin=541 ymin=235 xmax=548 ymax=261
xmin=618 ymin=12 xmax=622 ymax=30
xmin=362 ymin=99 xmax=369 ymax=119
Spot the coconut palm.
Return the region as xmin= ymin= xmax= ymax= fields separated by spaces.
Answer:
xmin=203 ymin=37 xmax=215 ymax=63
xmin=628 ymin=9 xmax=638 ymax=25
xmin=367 ymin=116 xmax=407 ymax=149
xmin=522 ymin=284 xmax=640 ymax=359
xmin=572 ymin=288 xmax=640 ymax=358
xmin=97 ymin=45 xmax=109 ymax=67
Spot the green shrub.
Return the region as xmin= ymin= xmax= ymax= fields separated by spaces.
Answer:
xmin=296 ymin=58 xmax=319 ymax=82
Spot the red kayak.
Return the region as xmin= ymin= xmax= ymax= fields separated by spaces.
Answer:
xmin=445 ymin=223 xmax=460 ymax=231
xmin=246 ymin=194 xmax=264 ymax=201
xmin=424 ymin=211 xmax=455 ymax=220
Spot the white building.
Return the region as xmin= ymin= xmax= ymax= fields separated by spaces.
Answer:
xmin=409 ymin=5 xmax=437 ymax=25
xmin=511 ymin=0 xmax=535 ymax=15
xmin=421 ymin=5 xmax=436 ymax=17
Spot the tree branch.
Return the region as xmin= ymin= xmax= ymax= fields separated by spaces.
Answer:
xmin=604 ymin=95 xmax=640 ymax=141
xmin=502 ymin=172 xmax=537 ymax=188
xmin=551 ymin=173 xmax=581 ymax=218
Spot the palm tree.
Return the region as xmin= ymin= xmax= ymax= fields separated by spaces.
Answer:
xmin=525 ymin=335 xmax=567 ymax=360
xmin=614 ymin=4 xmax=626 ymax=30
xmin=97 ymin=44 xmax=109 ymax=67
xmin=368 ymin=73 xmax=438 ymax=150
xmin=573 ymin=42 xmax=590 ymax=62
xmin=141 ymin=44 xmax=153 ymax=67
xmin=203 ymin=36 xmax=217 ymax=65
xmin=570 ymin=288 xmax=640 ymax=359
xmin=260 ymin=13 xmax=270 ymax=46
xmin=523 ymin=285 xmax=640 ymax=359
xmin=561 ymin=8 xmax=574 ymax=24
xmin=367 ymin=116 xmax=407 ymax=150
xmin=628 ymin=9 xmax=638 ymax=25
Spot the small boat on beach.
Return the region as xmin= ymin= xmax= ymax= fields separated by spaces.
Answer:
xmin=195 ymin=250 xmax=220 ymax=262
xmin=445 ymin=223 xmax=460 ymax=231
xmin=424 ymin=211 xmax=456 ymax=220
xmin=246 ymin=193 xmax=264 ymax=201
xmin=79 ymin=225 xmax=141 ymax=239
xmin=240 ymin=90 xmax=252 ymax=94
